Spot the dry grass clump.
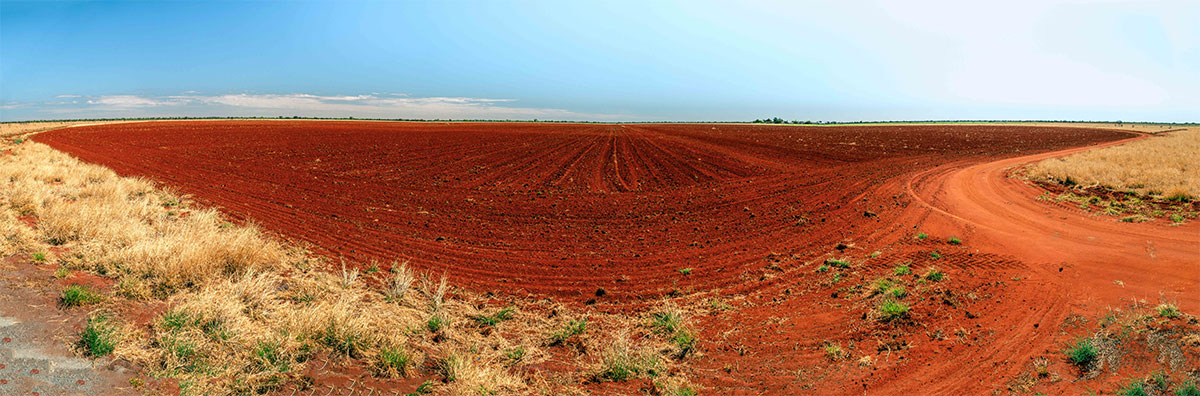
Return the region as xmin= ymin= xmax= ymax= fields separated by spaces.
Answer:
xmin=1026 ymin=128 xmax=1200 ymax=199
xmin=1 ymin=143 xmax=295 ymax=297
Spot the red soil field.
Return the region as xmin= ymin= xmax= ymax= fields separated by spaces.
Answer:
xmin=33 ymin=121 xmax=1130 ymax=298
xmin=34 ymin=121 xmax=1200 ymax=394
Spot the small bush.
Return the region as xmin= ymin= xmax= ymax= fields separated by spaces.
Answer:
xmin=61 ymin=284 xmax=104 ymax=307
xmin=948 ymin=237 xmax=962 ymax=245
xmin=1064 ymin=338 xmax=1096 ymax=369
xmin=79 ymin=315 xmax=117 ymax=357
xmin=877 ymin=300 xmax=909 ymax=321
xmin=916 ymin=233 xmax=928 ymax=240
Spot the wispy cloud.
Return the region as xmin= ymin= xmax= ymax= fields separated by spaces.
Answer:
xmin=2 ymin=92 xmax=634 ymax=121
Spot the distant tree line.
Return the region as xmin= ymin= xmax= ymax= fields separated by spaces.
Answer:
xmin=1 ymin=116 xmax=1195 ymax=127
xmin=753 ymin=117 xmax=817 ymax=124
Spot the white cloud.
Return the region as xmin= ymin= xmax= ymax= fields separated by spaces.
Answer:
xmin=86 ymin=95 xmax=185 ymax=108
xmin=3 ymin=92 xmax=631 ymax=121
xmin=55 ymin=94 xmax=82 ymax=98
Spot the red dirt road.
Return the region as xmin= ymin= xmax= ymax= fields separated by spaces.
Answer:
xmin=32 ymin=121 xmax=1134 ymax=299
xmin=908 ymin=134 xmax=1200 ymax=314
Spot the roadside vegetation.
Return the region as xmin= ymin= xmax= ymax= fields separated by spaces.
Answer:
xmin=1025 ymin=127 xmax=1199 ymax=222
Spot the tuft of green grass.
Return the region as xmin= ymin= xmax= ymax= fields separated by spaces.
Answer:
xmin=550 ymin=319 xmax=587 ymax=345
xmin=708 ymin=298 xmax=732 ymax=311
xmin=1176 ymin=381 xmax=1200 ymax=396
xmin=60 ymin=284 xmax=104 ymax=307
xmin=159 ymin=310 xmax=189 ymax=331
xmin=677 ymin=267 xmax=693 ymax=275
xmin=472 ymin=306 xmax=514 ymax=327
xmin=869 ymin=251 xmax=881 ymax=258
xmin=669 ymin=387 xmax=698 ymax=396
xmin=815 ymin=264 xmax=830 ymax=273
xmin=916 ymin=232 xmax=928 ymax=240
xmin=948 ymin=237 xmax=962 ymax=245
xmin=320 ymin=322 xmax=365 ymax=358
xmin=426 ymin=315 xmax=445 ymax=333
xmin=825 ymin=258 xmax=850 ymax=268
xmin=929 ymin=251 xmax=942 ymax=259
xmin=831 ymin=273 xmax=842 ymax=283
xmin=32 ymin=251 xmax=47 ymax=263
xmin=893 ymin=264 xmax=911 ymax=276
xmin=406 ymin=380 xmax=434 ymax=396
xmin=79 ymin=315 xmax=117 ymax=357
xmin=505 ymin=347 xmax=526 ymax=362
xmin=53 ymin=267 xmax=71 ymax=279
xmin=823 ymin=343 xmax=846 ymax=361
xmin=377 ymin=346 xmax=411 ymax=377
xmin=877 ymin=300 xmax=910 ymax=321
xmin=1170 ymin=214 xmax=1185 ymax=224
xmin=1157 ymin=303 xmax=1180 ymax=319
xmin=1064 ymin=337 xmax=1097 ymax=369
xmin=651 ymin=311 xmax=684 ymax=336
xmin=253 ymin=340 xmax=290 ymax=372
xmin=1119 ymin=379 xmax=1148 ymax=396
xmin=924 ymin=267 xmax=944 ymax=281
xmin=594 ymin=344 xmax=662 ymax=382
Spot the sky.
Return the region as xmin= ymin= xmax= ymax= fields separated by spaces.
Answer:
xmin=1 ymin=0 xmax=1197 ymax=122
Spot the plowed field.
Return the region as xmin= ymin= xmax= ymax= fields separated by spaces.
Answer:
xmin=33 ymin=121 xmax=1132 ymax=299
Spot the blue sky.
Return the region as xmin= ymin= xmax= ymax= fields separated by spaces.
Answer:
xmin=2 ymin=0 xmax=1197 ymax=122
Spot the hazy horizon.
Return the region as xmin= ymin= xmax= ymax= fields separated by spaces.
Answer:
xmin=3 ymin=1 xmax=1197 ymax=122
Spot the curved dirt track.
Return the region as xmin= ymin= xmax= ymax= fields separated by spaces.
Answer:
xmin=32 ymin=121 xmax=1134 ymax=301
xmin=908 ymin=132 xmax=1199 ymax=313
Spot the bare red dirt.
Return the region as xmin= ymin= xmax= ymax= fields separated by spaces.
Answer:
xmin=32 ymin=121 xmax=1132 ymax=298
xmin=32 ymin=121 xmax=1200 ymax=394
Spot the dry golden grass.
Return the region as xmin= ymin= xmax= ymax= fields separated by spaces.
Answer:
xmin=0 ymin=125 xmax=699 ymax=395
xmin=1027 ymin=128 xmax=1200 ymax=199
